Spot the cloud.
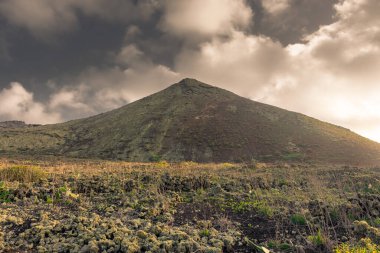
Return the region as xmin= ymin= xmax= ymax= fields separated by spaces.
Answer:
xmin=0 ymin=0 xmax=159 ymax=40
xmin=175 ymin=31 xmax=290 ymax=97
xmin=261 ymin=0 xmax=291 ymax=14
xmin=0 ymin=82 xmax=61 ymax=124
xmin=47 ymin=44 xmax=180 ymax=120
xmin=0 ymin=0 xmax=78 ymax=39
xmin=255 ymin=0 xmax=338 ymax=45
xmin=75 ymin=0 xmax=160 ymax=22
xmin=160 ymin=0 xmax=253 ymax=39
xmin=0 ymin=34 xmax=11 ymax=61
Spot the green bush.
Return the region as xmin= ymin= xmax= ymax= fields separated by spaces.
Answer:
xmin=149 ymin=154 xmax=161 ymax=162
xmin=231 ymin=200 xmax=274 ymax=218
xmin=0 ymin=181 xmax=11 ymax=203
xmin=46 ymin=196 xmax=53 ymax=204
xmin=373 ymin=217 xmax=380 ymax=227
xmin=0 ymin=165 xmax=46 ymax=182
xmin=199 ymin=229 xmax=211 ymax=238
xmin=291 ymin=214 xmax=307 ymax=225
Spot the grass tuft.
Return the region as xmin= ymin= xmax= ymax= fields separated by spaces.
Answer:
xmin=308 ymin=230 xmax=327 ymax=247
xmin=291 ymin=214 xmax=307 ymax=225
xmin=0 ymin=165 xmax=46 ymax=182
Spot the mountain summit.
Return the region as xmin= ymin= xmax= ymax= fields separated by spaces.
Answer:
xmin=1 ymin=78 xmax=380 ymax=164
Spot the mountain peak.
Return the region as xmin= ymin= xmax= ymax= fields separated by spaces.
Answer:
xmin=179 ymin=78 xmax=203 ymax=85
xmin=167 ymin=78 xmax=219 ymax=96
xmin=177 ymin=78 xmax=213 ymax=89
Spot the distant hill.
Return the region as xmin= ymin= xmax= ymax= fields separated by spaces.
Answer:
xmin=1 ymin=78 xmax=380 ymax=164
xmin=0 ymin=121 xmax=40 ymax=129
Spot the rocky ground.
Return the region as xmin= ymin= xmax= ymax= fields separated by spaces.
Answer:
xmin=0 ymin=158 xmax=380 ymax=252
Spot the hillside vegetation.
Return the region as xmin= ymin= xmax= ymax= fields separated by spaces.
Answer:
xmin=0 ymin=78 xmax=380 ymax=164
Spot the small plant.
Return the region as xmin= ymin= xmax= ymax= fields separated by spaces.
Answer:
xmin=291 ymin=214 xmax=307 ymax=225
xmin=220 ymin=163 xmax=235 ymax=169
xmin=267 ymin=240 xmax=293 ymax=252
xmin=308 ymin=230 xmax=326 ymax=247
xmin=329 ymin=208 xmax=340 ymax=224
xmin=231 ymin=200 xmax=274 ymax=218
xmin=156 ymin=161 xmax=169 ymax=169
xmin=255 ymin=202 xmax=274 ymax=218
xmin=282 ymin=153 xmax=303 ymax=161
xmin=46 ymin=196 xmax=53 ymax=204
xmin=0 ymin=181 xmax=11 ymax=203
xmin=54 ymin=185 xmax=78 ymax=200
xmin=0 ymin=165 xmax=46 ymax=182
xmin=373 ymin=217 xmax=380 ymax=227
xmin=278 ymin=243 xmax=293 ymax=252
xmin=199 ymin=229 xmax=211 ymax=238
xmin=55 ymin=186 xmax=68 ymax=199
xmin=149 ymin=154 xmax=161 ymax=162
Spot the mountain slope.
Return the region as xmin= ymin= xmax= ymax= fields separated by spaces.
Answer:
xmin=1 ymin=78 xmax=380 ymax=164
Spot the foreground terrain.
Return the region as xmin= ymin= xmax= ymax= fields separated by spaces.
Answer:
xmin=0 ymin=158 xmax=380 ymax=252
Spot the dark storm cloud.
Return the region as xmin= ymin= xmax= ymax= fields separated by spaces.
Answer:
xmin=248 ymin=0 xmax=339 ymax=44
xmin=0 ymin=0 xmax=160 ymax=40
xmin=0 ymin=0 xmax=336 ymax=94
xmin=0 ymin=33 xmax=11 ymax=62
xmin=0 ymin=16 xmax=128 ymax=101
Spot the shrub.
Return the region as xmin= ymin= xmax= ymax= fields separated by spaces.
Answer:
xmin=373 ymin=217 xmax=380 ymax=227
xmin=46 ymin=196 xmax=53 ymax=204
xmin=231 ymin=200 xmax=274 ymax=218
xmin=291 ymin=214 xmax=307 ymax=226
xmin=334 ymin=238 xmax=380 ymax=253
xmin=149 ymin=154 xmax=161 ymax=162
xmin=156 ymin=161 xmax=169 ymax=169
xmin=308 ymin=230 xmax=326 ymax=247
xmin=329 ymin=208 xmax=340 ymax=224
xmin=0 ymin=182 xmax=11 ymax=203
xmin=199 ymin=229 xmax=211 ymax=238
xmin=0 ymin=165 xmax=46 ymax=182
xmin=220 ymin=163 xmax=235 ymax=169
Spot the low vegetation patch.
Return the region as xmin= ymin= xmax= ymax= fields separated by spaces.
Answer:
xmin=0 ymin=182 xmax=11 ymax=203
xmin=290 ymin=213 xmax=307 ymax=225
xmin=0 ymin=165 xmax=46 ymax=182
xmin=308 ymin=230 xmax=328 ymax=247
xmin=334 ymin=238 xmax=380 ymax=253
xmin=0 ymin=159 xmax=380 ymax=252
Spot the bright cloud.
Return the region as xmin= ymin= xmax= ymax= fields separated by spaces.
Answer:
xmin=0 ymin=82 xmax=61 ymax=124
xmin=262 ymin=0 xmax=291 ymax=15
xmin=160 ymin=0 xmax=252 ymax=38
xmin=175 ymin=31 xmax=290 ymax=97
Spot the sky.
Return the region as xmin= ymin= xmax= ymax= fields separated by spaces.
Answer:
xmin=0 ymin=0 xmax=380 ymax=142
